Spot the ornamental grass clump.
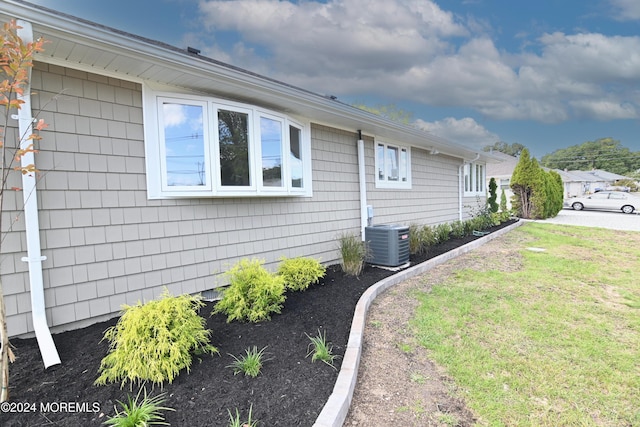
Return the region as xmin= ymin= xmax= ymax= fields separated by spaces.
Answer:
xmin=408 ymin=223 xmax=424 ymax=255
xmin=214 ymin=258 xmax=286 ymax=323
xmin=227 ymin=346 xmax=269 ymax=377
xmin=228 ymin=404 xmax=258 ymax=427
xmin=277 ymin=257 xmax=326 ymax=292
xmin=96 ymin=290 xmax=217 ymax=388
xmin=306 ymin=329 xmax=338 ymax=369
xmin=339 ymin=233 xmax=368 ymax=276
xmin=104 ymin=387 xmax=174 ymax=427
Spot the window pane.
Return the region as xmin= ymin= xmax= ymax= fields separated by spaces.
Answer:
xmin=218 ymin=109 xmax=250 ymax=186
xmin=386 ymin=146 xmax=399 ymax=181
xmin=289 ymin=125 xmax=303 ymax=188
xmin=464 ymin=163 xmax=471 ymax=192
xmin=260 ymin=117 xmax=283 ymax=187
xmin=162 ymin=102 xmax=206 ymax=187
xmin=377 ymin=144 xmax=385 ymax=180
xmin=400 ymin=148 xmax=408 ymax=182
xmin=476 ymin=164 xmax=483 ymax=192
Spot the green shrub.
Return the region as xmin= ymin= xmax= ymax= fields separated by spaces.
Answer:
xmin=104 ymin=387 xmax=173 ymax=427
xmin=499 ymin=188 xmax=508 ymax=213
xmin=96 ymin=290 xmax=217 ymax=388
xmin=488 ymin=177 xmax=499 ymax=213
xmin=277 ymin=257 xmax=326 ymax=292
xmin=339 ymin=233 xmax=368 ymax=276
xmin=419 ymin=225 xmax=437 ymax=249
xmin=463 ymin=219 xmax=475 ymax=236
xmin=490 ymin=212 xmax=502 ymax=226
xmin=434 ymin=223 xmax=451 ymax=244
xmin=450 ymin=220 xmax=465 ymax=238
xmin=214 ymin=259 xmax=286 ymax=323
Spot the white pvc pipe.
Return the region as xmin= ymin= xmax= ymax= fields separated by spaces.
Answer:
xmin=458 ymin=163 xmax=464 ymax=221
xmin=16 ymin=20 xmax=61 ymax=368
xmin=357 ymin=137 xmax=367 ymax=241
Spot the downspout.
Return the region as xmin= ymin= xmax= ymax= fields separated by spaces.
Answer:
xmin=16 ymin=20 xmax=61 ymax=368
xmin=357 ymin=131 xmax=367 ymax=241
xmin=458 ymin=164 xmax=464 ymax=221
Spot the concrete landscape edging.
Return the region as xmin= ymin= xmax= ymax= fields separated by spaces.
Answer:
xmin=312 ymin=220 xmax=524 ymax=427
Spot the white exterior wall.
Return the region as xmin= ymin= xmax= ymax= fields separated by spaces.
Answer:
xmin=2 ymin=63 xmax=474 ymax=337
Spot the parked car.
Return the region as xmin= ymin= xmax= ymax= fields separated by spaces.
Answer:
xmin=565 ymin=191 xmax=639 ymax=214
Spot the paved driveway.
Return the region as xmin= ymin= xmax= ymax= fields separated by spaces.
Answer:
xmin=535 ymin=207 xmax=640 ymax=232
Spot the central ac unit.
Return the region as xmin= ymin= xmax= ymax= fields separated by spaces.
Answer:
xmin=365 ymin=224 xmax=410 ymax=267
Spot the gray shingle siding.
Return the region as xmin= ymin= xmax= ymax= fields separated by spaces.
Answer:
xmin=2 ymin=63 xmax=478 ymax=336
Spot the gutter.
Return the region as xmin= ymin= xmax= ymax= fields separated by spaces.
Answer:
xmin=16 ymin=20 xmax=61 ymax=368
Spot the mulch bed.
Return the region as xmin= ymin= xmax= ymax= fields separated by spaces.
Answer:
xmin=1 ymin=220 xmax=516 ymax=427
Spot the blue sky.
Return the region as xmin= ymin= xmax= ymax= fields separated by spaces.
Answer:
xmin=28 ymin=0 xmax=640 ymax=158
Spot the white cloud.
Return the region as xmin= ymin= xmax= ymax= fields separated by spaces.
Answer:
xmin=609 ymin=0 xmax=640 ymax=21
xmin=414 ymin=117 xmax=499 ymax=149
xmin=198 ymin=0 xmax=466 ymax=77
xmin=162 ymin=104 xmax=188 ymax=127
xmin=194 ymin=0 xmax=640 ymax=125
xmin=569 ymin=99 xmax=637 ymax=120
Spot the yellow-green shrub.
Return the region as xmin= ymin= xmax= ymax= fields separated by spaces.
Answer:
xmin=95 ymin=290 xmax=217 ymax=388
xmin=214 ymin=259 xmax=286 ymax=323
xmin=277 ymin=257 xmax=326 ymax=292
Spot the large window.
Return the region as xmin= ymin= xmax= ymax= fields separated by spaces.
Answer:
xmin=374 ymin=142 xmax=411 ymax=189
xmin=146 ymin=93 xmax=311 ymax=198
xmin=464 ymin=162 xmax=486 ymax=195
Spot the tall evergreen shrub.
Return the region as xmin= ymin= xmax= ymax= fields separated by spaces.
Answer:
xmin=488 ymin=177 xmax=499 ymax=213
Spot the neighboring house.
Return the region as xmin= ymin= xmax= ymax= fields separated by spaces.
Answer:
xmin=557 ymin=169 xmax=633 ymax=197
xmin=1 ymin=0 xmax=495 ymax=344
xmin=487 ymin=149 xmax=632 ymax=203
xmin=485 ymin=151 xmax=518 ymax=211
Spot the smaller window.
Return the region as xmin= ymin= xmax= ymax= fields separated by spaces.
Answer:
xmin=259 ymin=115 xmax=284 ymax=188
xmin=463 ymin=162 xmax=486 ymax=196
xmin=608 ymin=192 xmax=626 ymax=199
xmin=375 ymin=142 xmax=411 ymax=189
xmin=289 ymin=124 xmax=304 ymax=188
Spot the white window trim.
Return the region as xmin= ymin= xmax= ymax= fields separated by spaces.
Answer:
xmin=374 ymin=141 xmax=412 ymax=189
xmin=157 ymin=97 xmax=213 ymax=193
xmin=143 ymin=88 xmax=312 ymax=199
xmin=464 ymin=162 xmax=486 ymax=196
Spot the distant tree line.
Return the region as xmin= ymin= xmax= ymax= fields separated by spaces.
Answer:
xmin=484 ymin=138 xmax=640 ymax=177
xmin=540 ymin=137 xmax=640 ymax=176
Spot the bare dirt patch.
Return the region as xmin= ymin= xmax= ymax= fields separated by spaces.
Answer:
xmin=345 ymin=234 xmax=527 ymax=427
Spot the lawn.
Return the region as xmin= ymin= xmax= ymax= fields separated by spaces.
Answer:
xmin=411 ymin=223 xmax=640 ymax=426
